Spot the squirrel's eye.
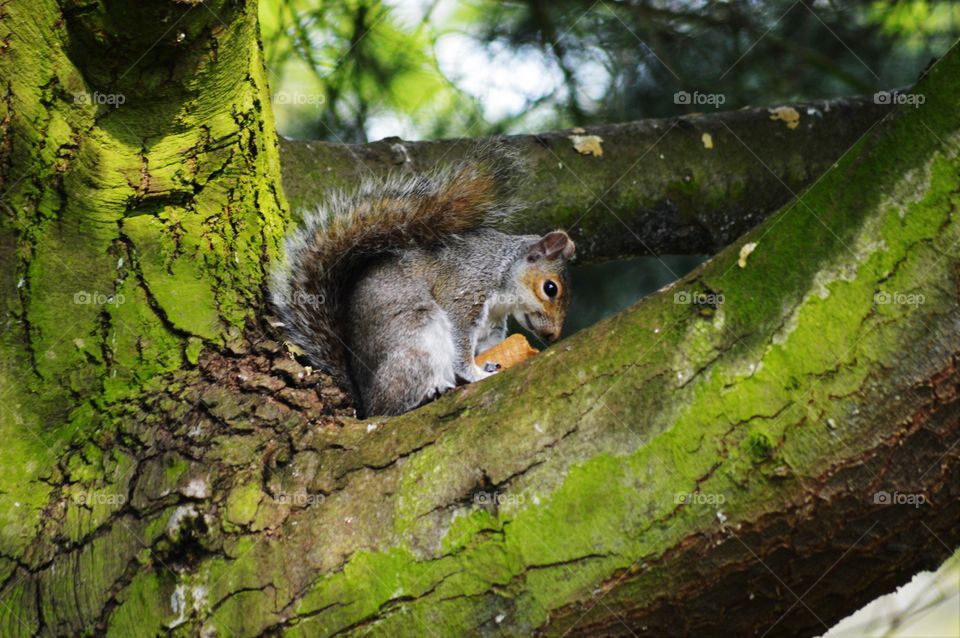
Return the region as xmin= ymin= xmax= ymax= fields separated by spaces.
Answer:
xmin=543 ymin=280 xmax=558 ymax=298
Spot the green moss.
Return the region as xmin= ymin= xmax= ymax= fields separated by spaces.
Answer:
xmin=185 ymin=337 xmax=204 ymax=366
xmin=39 ymin=516 xmax=145 ymax=632
xmin=122 ymin=214 xmax=224 ymax=342
xmin=164 ymin=455 xmax=191 ymax=484
xmin=289 ymin=547 xmax=463 ymax=637
xmin=102 ymin=263 xmax=185 ymax=401
xmin=441 ymin=509 xmax=502 ymax=553
xmin=745 ymin=428 xmax=775 ymax=462
xmin=106 ymin=570 xmax=177 ymax=637
xmin=205 ymin=588 xmax=283 ymax=637
xmin=225 ymin=481 xmax=263 ymax=527
xmin=0 ymin=577 xmax=40 ymax=638
xmin=0 ymin=9 xmax=291 ymax=637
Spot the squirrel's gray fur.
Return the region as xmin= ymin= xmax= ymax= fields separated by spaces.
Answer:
xmin=270 ymin=145 xmax=575 ymax=417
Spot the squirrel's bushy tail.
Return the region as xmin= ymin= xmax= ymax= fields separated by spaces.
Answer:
xmin=269 ymin=144 xmax=523 ymax=396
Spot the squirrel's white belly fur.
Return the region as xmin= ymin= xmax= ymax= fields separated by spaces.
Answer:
xmin=415 ymin=310 xmax=458 ymax=404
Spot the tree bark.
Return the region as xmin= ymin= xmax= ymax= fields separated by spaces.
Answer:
xmin=0 ymin=2 xmax=957 ymax=638
xmin=279 ymin=96 xmax=893 ymax=261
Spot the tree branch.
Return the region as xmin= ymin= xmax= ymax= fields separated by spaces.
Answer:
xmin=279 ymin=95 xmax=892 ymax=261
xmin=1 ymin=1 xmax=957 ymax=636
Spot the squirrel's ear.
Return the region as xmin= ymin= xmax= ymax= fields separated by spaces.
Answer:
xmin=528 ymin=231 xmax=576 ymax=262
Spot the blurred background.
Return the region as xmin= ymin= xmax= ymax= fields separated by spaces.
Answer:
xmin=258 ymin=2 xmax=959 ymax=634
xmin=259 ymin=0 xmax=957 ymax=142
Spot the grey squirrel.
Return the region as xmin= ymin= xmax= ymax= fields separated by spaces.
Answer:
xmin=269 ymin=146 xmax=576 ymax=417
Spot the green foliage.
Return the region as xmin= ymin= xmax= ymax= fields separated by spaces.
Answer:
xmin=260 ymin=0 xmax=960 ymax=142
xmin=872 ymin=0 xmax=960 ymax=37
xmin=259 ymin=0 xmax=485 ymax=141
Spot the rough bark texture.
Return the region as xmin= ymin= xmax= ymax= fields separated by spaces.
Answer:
xmin=279 ymin=96 xmax=894 ymax=261
xmin=0 ymin=2 xmax=958 ymax=638
xmin=0 ymin=0 xmax=287 ymax=633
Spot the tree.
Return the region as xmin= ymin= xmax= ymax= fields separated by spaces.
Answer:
xmin=0 ymin=2 xmax=956 ymax=637
xmin=260 ymin=0 xmax=960 ymax=140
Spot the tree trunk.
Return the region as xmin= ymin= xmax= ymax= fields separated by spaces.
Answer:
xmin=0 ymin=2 xmax=957 ymax=638
xmin=279 ymin=96 xmax=893 ymax=261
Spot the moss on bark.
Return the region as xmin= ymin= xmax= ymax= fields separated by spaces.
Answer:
xmin=0 ymin=0 xmax=285 ymax=599
xmin=0 ymin=2 xmax=957 ymax=637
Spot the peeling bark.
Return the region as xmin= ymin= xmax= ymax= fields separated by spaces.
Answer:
xmin=0 ymin=2 xmax=958 ymax=638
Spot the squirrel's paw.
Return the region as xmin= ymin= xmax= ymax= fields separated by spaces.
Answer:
xmin=427 ymin=386 xmax=449 ymax=400
xmin=472 ymin=363 xmax=499 ymax=381
xmin=458 ymin=364 xmax=498 ymax=384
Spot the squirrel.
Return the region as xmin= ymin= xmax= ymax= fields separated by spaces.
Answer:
xmin=269 ymin=145 xmax=576 ymax=417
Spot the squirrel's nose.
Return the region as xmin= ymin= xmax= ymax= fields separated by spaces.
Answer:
xmin=544 ymin=330 xmax=560 ymax=342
